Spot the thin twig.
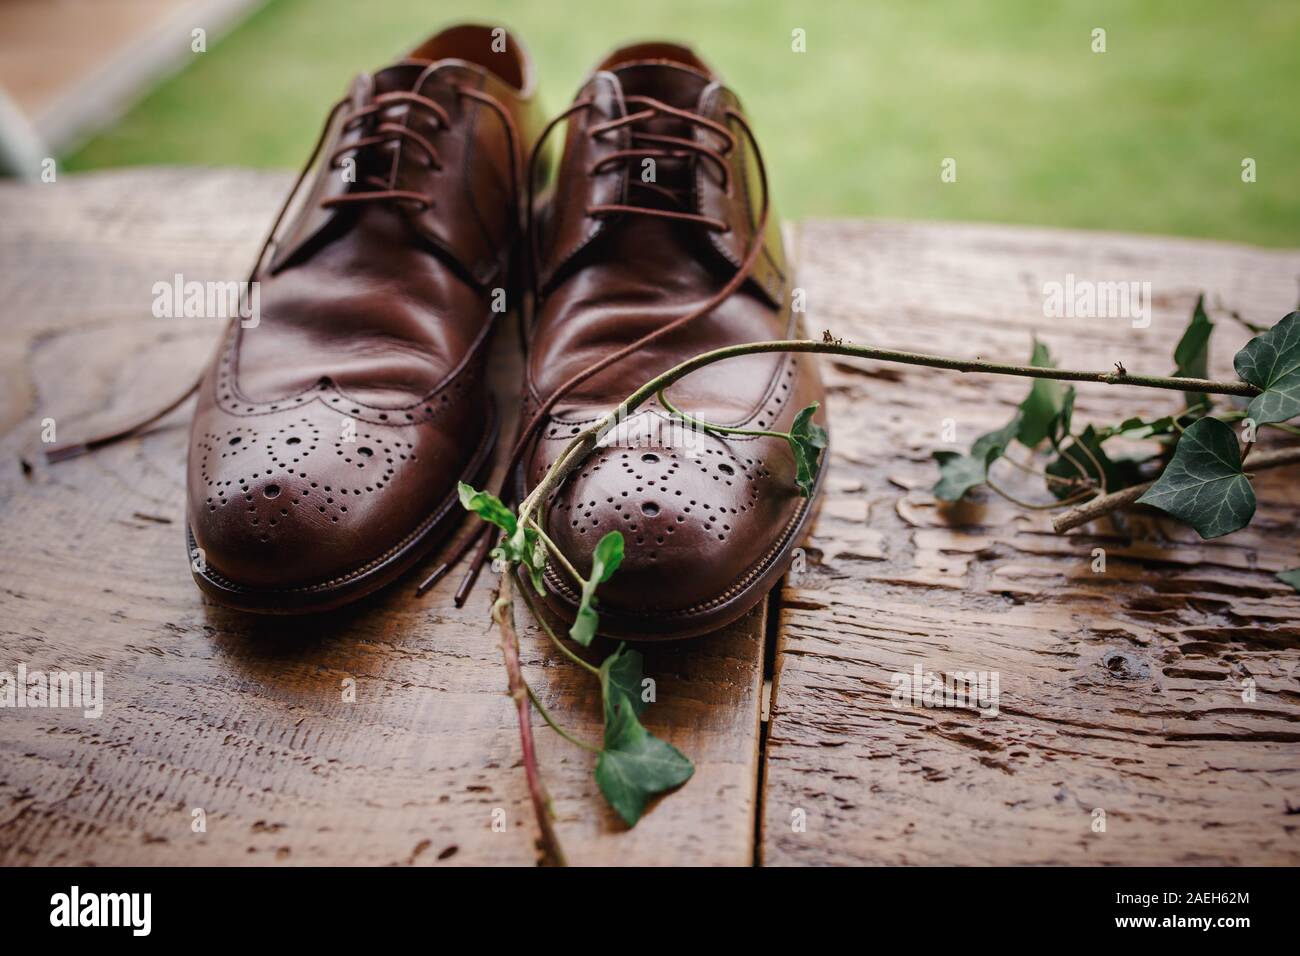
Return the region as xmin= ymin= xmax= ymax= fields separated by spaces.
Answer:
xmin=1052 ymin=444 xmax=1300 ymax=533
xmin=621 ymin=340 xmax=1262 ymax=406
xmin=492 ymin=573 xmax=567 ymax=866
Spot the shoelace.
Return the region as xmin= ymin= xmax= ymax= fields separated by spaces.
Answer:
xmin=320 ymin=77 xmax=521 ymax=215
xmin=320 ymin=89 xmax=453 ymax=211
xmin=44 ymin=71 xmax=522 ymax=466
xmin=426 ymin=93 xmax=772 ymax=604
xmin=584 ymin=94 xmax=736 ymax=228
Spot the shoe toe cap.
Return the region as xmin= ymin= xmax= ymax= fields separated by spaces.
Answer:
xmin=187 ymin=405 xmax=460 ymax=593
xmin=544 ymin=433 xmax=802 ymax=622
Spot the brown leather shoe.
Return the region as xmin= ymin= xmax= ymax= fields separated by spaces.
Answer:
xmin=520 ymin=43 xmax=827 ymax=640
xmin=187 ymin=25 xmax=545 ymax=613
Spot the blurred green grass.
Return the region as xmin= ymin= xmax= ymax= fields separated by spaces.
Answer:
xmin=67 ymin=0 xmax=1300 ymax=246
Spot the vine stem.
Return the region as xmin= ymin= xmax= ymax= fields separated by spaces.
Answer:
xmin=1052 ymin=444 xmax=1300 ymax=533
xmin=526 ymin=684 xmax=601 ymax=753
xmin=655 ymin=386 xmax=787 ymax=440
xmin=985 ymin=478 xmax=1096 ymax=511
xmin=517 ymin=581 xmax=600 ymax=676
xmin=491 ymin=573 xmax=567 ymax=866
xmin=516 ymin=337 xmax=1260 ymax=528
xmin=483 ymin=333 xmax=1289 ymax=856
xmin=623 ymin=339 xmax=1261 ymax=401
xmin=1069 ymin=431 xmax=1109 ymax=494
xmin=1003 ymin=449 xmax=1092 ymax=488
xmin=527 ymin=517 xmax=583 ymax=585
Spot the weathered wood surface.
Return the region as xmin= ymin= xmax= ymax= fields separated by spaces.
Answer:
xmin=762 ymin=219 xmax=1300 ymax=865
xmin=4 ymin=170 xmax=1298 ymax=868
xmin=0 ymin=169 xmax=765 ymax=866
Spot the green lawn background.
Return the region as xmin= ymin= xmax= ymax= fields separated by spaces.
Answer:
xmin=68 ymin=0 xmax=1300 ymax=247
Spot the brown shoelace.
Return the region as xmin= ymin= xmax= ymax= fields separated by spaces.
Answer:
xmin=320 ymin=73 xmax=522 ymax=215
xmin=320 ymin=89 xmax=452 ymax=210
xmin=584 ymin=93 xmax=736 ymax=229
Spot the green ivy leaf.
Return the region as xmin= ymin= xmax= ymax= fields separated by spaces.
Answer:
xmin=1045 ymin=425 xmax=1145 ymax=498
xmin=1233 ymin=311 xmax=1300 ymax=425
xmin=1046 ymin=386 xmax=1076 ymax=449
xmin=1277 ymin=568 xmax=1300 ymax=593
xmin=595 ymin=691 xmax=693 ymax=826
xmin=1136 ymin=417 xmax=1256 ymax=538
xmin=1094 ymin=413 xmax=1178 ymax=442
xmin=458 ymin=481 xmax=516 ymax=535
xmin=1017 ymin=339 xmax=1066 ymax=447
xmin=599 ymin=643 xmax=648 ymax=723
xmin=523 ymin=528 xmax=547 ymax=595
xmin=458 ymin=482 xmax=546 ymax=593
xmin=931 ymin=411 xmax=1023 ymax=501
xmin=569 ymin=531 xmax=624 ymax=646
xmin=787 ymin=402 xmax=829 ymax=497
xmin=1172 ymin=294 xmax=1214 ymax=411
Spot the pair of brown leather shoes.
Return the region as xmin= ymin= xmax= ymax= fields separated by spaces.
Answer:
xmin=186 ymin=24 xmax=827 ymax=639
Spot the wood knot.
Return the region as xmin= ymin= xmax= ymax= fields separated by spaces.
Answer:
xmin=1101 ymin=650 xmax=1149 ymax=681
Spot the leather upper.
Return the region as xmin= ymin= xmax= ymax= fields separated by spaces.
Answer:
xmin=522 ymin=43 xmax=827 ymax=622
xmin=187 ymin=26 xmax=545 ymax=593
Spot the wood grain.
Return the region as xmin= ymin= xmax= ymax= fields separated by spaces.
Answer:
xmin=761 ymin=219 xmax=1300 ymax=865
xmin=0 ymin=169 xmax=765 ymax=866
xmin=6 ymin=172 xmax=1298 ymax=868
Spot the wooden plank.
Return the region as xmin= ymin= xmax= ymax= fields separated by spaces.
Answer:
xmin=0 ymin=168 xmax=765 ymax=866
xmin=761 ymin=219 xmax=1300 ymax=866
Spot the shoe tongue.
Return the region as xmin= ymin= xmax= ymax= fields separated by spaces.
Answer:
xmin=362 ymin=61 xmax=473 ymax=189
xmin=609 ymin=60 xmax=710 ymax=113
xmin=371 ymin=62 xmax=425 ymax=95
xmin=372 ymin=57 xmax=489 ymax=96
xmin=605 ymin=63 xmax=712 ymax=215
